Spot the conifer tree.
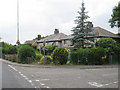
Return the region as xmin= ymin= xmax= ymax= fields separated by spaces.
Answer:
xmin=72 ymin=1 xmax=94 ymax=49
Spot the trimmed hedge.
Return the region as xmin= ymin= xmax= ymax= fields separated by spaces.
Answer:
xmin=51 ymin=47 xmax=68 ymax=65
xmin=70 ymin=47 xmax=107 ymax=65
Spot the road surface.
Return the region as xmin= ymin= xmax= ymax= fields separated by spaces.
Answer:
xmin=0 ymin=59 xmax=119 ymax=89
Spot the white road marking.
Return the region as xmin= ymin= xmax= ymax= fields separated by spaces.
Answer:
xmin=44 ymin=86 xmax=50 ymax=88
xmin=19 ymin=72 xmax=21 ymax=74
xmin=88 ymin=81 xmax=118 ymax=87
xmin=40 ymin=79 xmax=50 ymax=81
xmin=8 ymin=65 xmax=18 ymax=71
xmin=88 ymin=82 xmax=103 ymax=87
xmin=40 ymin=83 xmax=45 ymax=86
xmin=35 ymin=80 xmax=40 ymax=82
xmin=28 ymin=80 xmax=32 ymax=83
xmin=25 ymin=77 xmax=29 ymax=80
xmin=113 ymin=81 xmax=118 ymax=84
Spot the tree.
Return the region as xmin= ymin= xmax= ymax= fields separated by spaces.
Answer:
xmin=96 ymin=38 xmax=117 ymax=55
xmin=38 ymin=34 xmax=41 ymax=40
xmin=72 ymin=1 xmax=94 ymax=49
xmin=109 ymin=2 xmax=120 ymax=28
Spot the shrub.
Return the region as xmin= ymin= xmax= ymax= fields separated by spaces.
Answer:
xmin=70 ymin=47 xmax=107 ymax=65
xmin=70 ymin=48 xmax=90 ymax=65
xmin=35 ymin=53 xmax=42 ymax=61
xmin=88 ymin=47 xmax=107 ymax=65
xmin=77 ymin=48 xmax=90 ymax=65
xmin=51 ymin=47 xmax=68 ymax=65
xmin=96 ymin=38 xmax=117 ymax=55
xmin=70 ymin=51 xmax=79 ymax=64
xmin=18 ymin=45 xmax=36 ymax=63
xmin=40 ymin=56 xmax=52 ymax=64
xmin=41 ymin=45 xmax=57 ymax=55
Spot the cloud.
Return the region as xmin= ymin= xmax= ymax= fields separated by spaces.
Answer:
xmin=0 ymin=0 xmax=119 ymax=44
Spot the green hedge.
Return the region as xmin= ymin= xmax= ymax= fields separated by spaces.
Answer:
xmin=70 ymin=47 xmax=107 ymax=65
xmin=51 ymin=47 xmax=68 ymax=65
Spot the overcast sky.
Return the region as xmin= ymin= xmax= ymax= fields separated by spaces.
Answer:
xmin=0 ymin=0 xmax=119 ymax=45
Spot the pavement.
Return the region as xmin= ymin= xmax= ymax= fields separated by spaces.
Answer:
xmin=0 ymin=59 xmax=119 ymax=89
xmin=0 ymin=59 xmax=118 ymax=69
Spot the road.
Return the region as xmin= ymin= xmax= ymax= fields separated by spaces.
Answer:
xmin=0 ymin=59 xmax=119 ymax=89
xmin=0 ymin=60 xmax=35 ymax=89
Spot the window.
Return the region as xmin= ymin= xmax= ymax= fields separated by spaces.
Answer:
xmin=64 ymin=40 xmax=66 ymax=45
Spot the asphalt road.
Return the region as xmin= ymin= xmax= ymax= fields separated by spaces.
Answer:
xmin=0 ymin=59 xmax=119 ymax=89
xmin=1 ymin=61 xmax=35 ymax=89
xmin=0 ymin=61 xmax=2 ymax=90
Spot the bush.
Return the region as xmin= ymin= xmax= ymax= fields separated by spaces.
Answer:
xmin=70 ymin=48 xmax=90 ymax=65
xmin=35 ymin=53 xmax=42 ymax=61
xmin=40 ymin=56 xmax=52 ymax=64
xmin=51 ymin=47 xmax=68 ymax=65
xmin=96 ymin=38 xmax=117 ymax=55
xmin=18 ymin=45 xmax=36 ymax=63
xmin=70 ymin=51 xmax=79 ymax=64
xmin=41 ymin=45 xmax=57 ymax=55
xmin=88 ymin=47 xmax=107 ymax=65
xmin=70 ymin=47 xmax=107 ymax=65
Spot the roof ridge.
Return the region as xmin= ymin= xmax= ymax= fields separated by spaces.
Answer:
xmin=58 ymin=33 xmax=62 ymax=40
xmin=97 ymin=27 xmax=101 ymax=36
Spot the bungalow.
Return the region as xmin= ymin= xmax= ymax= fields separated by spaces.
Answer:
xmin=37 ymin=27 xmax=120 ymax=49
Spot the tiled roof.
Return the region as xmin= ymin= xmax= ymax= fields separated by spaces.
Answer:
xmin=24 ymin=40 xmax=36 ymax=44
xmin=93 ymin=27 xmax=119 ymax=38
xmin=38 ymin=33 xmax=68 ymax=43
xmin=37 ymin=27 xmax=120 ymax=43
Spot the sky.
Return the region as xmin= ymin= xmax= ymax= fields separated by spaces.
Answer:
xmin=0 ymin=0 xmax=119 ymax=45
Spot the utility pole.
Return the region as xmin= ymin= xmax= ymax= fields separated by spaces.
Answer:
xmin=16 ymin=0 xmax=20 ymax=62
xmin=17 ymin=0 xmax=20 ymax=44
xmin=43 ymin=40 xmax=46 ymax=64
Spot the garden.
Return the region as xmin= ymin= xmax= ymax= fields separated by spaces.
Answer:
xmin=2 ymin=38 xmax=119 ymax=65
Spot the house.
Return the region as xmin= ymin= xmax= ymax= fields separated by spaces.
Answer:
xmin=37 ymin=27 xmax=120 ymax=49
xmin=24 ymin=40 xmax=38 ymax=46
xmin=37 ymin=29 xmax=73 ymax=50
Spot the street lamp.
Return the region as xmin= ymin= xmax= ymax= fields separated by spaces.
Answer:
xmin=43 ymin=40 xmax=46 ymax=64
xmin=16 ymin=0 xmax=20 ymax=62
xmin=0 ymin=38 xmax=2 ymax=59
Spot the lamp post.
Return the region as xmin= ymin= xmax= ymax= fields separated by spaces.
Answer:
xmin=16 ymin=0 xmax=20 ymax=62
xmin=43 ymin=40 xmax=46 ymax=64
xmin=0 ymin=38 xmax=2 ymax=59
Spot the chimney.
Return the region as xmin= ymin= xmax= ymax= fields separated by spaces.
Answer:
xmin=87 ymin=22 xmax=93 ymax=28
xmin=54 ymin=29 xmax=59 ymax=34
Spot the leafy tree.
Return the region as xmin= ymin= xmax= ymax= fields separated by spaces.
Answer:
xmin=1 ymin=42 xmax=17 ymax=54
xmin=8 ymin=45 xmax=17 ymax=54
xmin=96 ymin=38 xmax=117 ymax=55
xmin=38 ymin=35 xmax=41 ymax=40
xmin=72 ymin=1 xmax=94 ymax=49
xmin=109 ymin=2 xmax=120 ymax=28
